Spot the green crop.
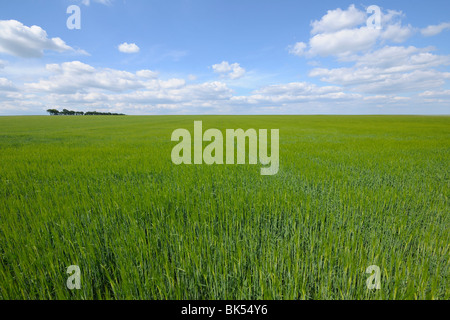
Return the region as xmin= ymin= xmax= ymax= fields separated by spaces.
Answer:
xmin=0 ymin=115 xmax=448 ymax=300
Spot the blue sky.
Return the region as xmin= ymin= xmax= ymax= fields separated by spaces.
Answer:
xmin=0 ymin=0 xmax=449 ymax=115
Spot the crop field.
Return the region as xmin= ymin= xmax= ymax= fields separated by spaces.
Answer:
xmin=0 ymin=115 xmax=448 ymax=300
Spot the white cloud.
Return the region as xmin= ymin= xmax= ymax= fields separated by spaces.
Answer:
xmin=118 ymin=42 xmax=140 ymax=54
xmin=419 ymin=90 xmax=450 ymax=98
xmin=352 ymin=70 xmax=449 ymax=94
xmin=136 ymin=70 xmax=159 ymax=79
xmin=123 ymin=81 xmax=232 ymax=103
xmin=212 ymin=61 xmax=246 ymax=79
xmin=309 ymin=46 xmax=450 ymax=94
xmin=286 ymin=5 xmax=450 ymax=103
xmin=1 ymin=59 xmax=449 ymax=114
xmin=290 ymin=5 xmax=414 ymax=58
xmin=37 ymin=80 xmax=234 ymax=115
xmin=288 ymin=42 xmax=307 ymax=56
xmin=381 ymin=23 xmax=414 ymax=43
xmin=25 ymin=61 xmax=157 ymax=93
xmin=382 ymin=9 xmax=404 ymax=25
xmin=421 ymin=22 xmax=450 ymax=36
xmin=311 ymin=5 xmax=366 ymax=35
xmin=0 ymin=78 xmax=16 ymax=91
xmin=0 ymin=20 xmax=73 ymax=58
xmin=353 ymin=46 xmax=450 ymax=70
xmin=309 ymin=27 xmax=380 ymax=57
xmin=242 ymin=82 xmax=361 ymax=105
xmin=226 ymin=82 xmax=364 ymax=114
xmin=18 ymin=61 xmax=235 ymax=113
xmin=253 ymin=82 xmax=342 ymax=97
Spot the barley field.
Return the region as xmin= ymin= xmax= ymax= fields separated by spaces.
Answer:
xmin=0 ymin=115 xmax=448 ymax=300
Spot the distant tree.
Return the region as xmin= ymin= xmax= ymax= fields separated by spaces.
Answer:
xmin=47 ymin=109 xmax=60 ymax=116
xmin=47 ymin=109 xmax=124 ymax=116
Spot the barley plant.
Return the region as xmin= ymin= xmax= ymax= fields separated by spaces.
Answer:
xmin=0 ymin=115 xmax=448 ymax=300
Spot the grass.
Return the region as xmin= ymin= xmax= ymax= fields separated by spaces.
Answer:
xmin=0 ymin=115 xmax=448 ymax=300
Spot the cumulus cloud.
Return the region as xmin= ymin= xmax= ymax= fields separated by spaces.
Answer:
xmin=39 ymin=81 xmax=234 ymax=115
xmin=421 ymin=22 xmax=450 ymax=36
xmin=243 ymin=82 xmax=359 ymax=104
xmin=309 ymin=27 xmax=380 ymax=57
xmin=0 ymin=78 xmax=16 ymax=91
xmin=0 ymin=20 xmax=74 ymax=58
xmin=380 ymin=23 xmax=414 ymax=43
xmin=309 ymin=46 xmax=450 ymax=94
xmin=288 ymin=42 xmax=307 ymax=56
xmin=311 ymin=4 xmax=366 ymax=35
xmin=419 ymin=90 xmax=450 ymax=98
xmin=225 ymin=82 xmax=369 ymax=115
xmin=118 ymin=42 xmax=140 ymax=53
xmin=212 ymin=61 xmax=246 ymax=79
xmin=1 ymin=60 xmax=448 ymax=115
xmin=285 ymin=4 xmax=450 ymax=102
xmin=290 ymin=5 xmax=414 ymax=58
xmin=32 ymin=61 xmax=180 ymax=94
xmin=15 ymin=61 xmax=237 ymax=113
xmin=10 ymin=60 xmax=370 ymax=114
xmin=352 ymin=46 xmax=450 ymax=69
xmin=136 ymin=70 xmax=159 ymax=79
xmin=25 ymin=61 xmax=162 ymax=93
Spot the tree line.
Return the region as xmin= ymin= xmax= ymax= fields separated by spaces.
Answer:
xmin=47 ymin=109 xmax=125 ymax=116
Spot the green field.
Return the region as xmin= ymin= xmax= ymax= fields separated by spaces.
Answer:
xmin=0 ymin=115 xmax=448 ymax=300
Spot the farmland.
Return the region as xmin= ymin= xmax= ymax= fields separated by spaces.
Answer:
xmin=0 ymin=115 xmax=448 ymax=299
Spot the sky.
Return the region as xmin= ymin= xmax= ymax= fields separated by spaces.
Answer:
xmin=0 ymin=0 xmax=449 ymax=115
